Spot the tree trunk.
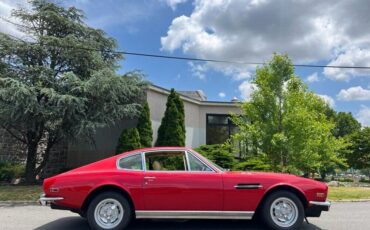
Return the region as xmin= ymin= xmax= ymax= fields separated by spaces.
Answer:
xmin=25 ymin=142 xmax=38 ymax=184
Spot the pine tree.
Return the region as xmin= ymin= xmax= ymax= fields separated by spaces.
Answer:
xmin=172 ymin=89 xmax=186 ymax=137
xmin=155 ymin=89 xmax=185 ymax=146
xmin=137 ymin=102 xmax=153 ymax=147
xmin=0 ymin=1 xmax=145 ymax=182
xmin=116 ymin=128 xmax=141 ymax=154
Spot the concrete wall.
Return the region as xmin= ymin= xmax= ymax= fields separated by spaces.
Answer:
xmin=66 ymin=86 xmax=240 ymax=168
xmin=147 ymin=87 xmax=240 ymax=147
xmin=66 ymin=119 xmax=137 ymax=168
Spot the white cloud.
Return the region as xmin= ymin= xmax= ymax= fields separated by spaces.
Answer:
xmin=0 ymin=0 xmax=29 ymax=38
xmin=162 ymin=0 xmax=188 ymax=10
xmin=317 ymin=94 xmax=335 ymax=107
xmin=239 ymin=81 xmax=257 ymax=101
xmin=218 ymin=92 xmax=226 ymax=98
xmin=356 ymin=105 xmax=370 ymax=127
xmin=323 ymin=47 xmax=370 ymax=81
xmin=188 ymin=62 xmax=208 ymax=79
xmin=306 ymin=72 xmax=319 ymax=83
xmin=161 ymin=0 xmax=370 ymax=81
xmin=337 ymin=86 xmax=370 ymax=101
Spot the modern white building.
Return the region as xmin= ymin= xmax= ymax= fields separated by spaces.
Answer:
xmin=66 ymin=84 xmax=240 ymax=168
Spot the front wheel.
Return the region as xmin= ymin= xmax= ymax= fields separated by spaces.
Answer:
xmin=261 ymin=191 xmax=304 ymax=230
xmin=87 ymin=191 xmax=132 ymax=230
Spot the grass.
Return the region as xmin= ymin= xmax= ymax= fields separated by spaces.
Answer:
xmin=0 ymin=185 xmax=42 ymax=201
xmin=328 ymin=187 xmax=370 ymax=201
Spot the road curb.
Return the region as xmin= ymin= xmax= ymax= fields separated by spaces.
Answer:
xmin=330 ymin=199 xmax=370 ymax=203
xmin=0 ymin=201 xmax=39 ymax=207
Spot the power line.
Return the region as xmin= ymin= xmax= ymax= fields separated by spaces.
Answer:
xmin=1 ymin=16 xmax=370 ymax=70
xmin=3 ymin=42 xmax=370 ymax=70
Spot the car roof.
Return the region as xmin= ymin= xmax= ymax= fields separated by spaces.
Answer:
xmin=117 ymin=146 xmax=193 ymax=157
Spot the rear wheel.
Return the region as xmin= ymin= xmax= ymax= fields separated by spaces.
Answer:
xmin=261 ymin=191 xmax=304 ymax=230
xmin=87 ymin=191 xmax=132 ymax=230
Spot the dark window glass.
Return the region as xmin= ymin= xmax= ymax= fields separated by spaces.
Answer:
xmin=206 ymin=114 xmax=237 ymax=145
xmin=207 ymin=115 xmax=229 ymax=125
xmin=119 ymin=154 xmax=143 ymax=170
xmin=145 ymin=151 xmax=187 ymax=171
xmin=188 ymin=152 xmax=212 ymax=172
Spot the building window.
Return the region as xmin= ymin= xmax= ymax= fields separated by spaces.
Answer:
xmin=206 ymin=114 xmax=237 ymax=145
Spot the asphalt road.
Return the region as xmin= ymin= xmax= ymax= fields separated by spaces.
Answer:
xmin=0 ymin=202 xmax=369 ymax=230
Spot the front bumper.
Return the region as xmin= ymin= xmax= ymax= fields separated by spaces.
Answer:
xmin=306 ymin=201 xmax=331 ymax=217
xmin=39 ymin=193 xmax=64 ymax=206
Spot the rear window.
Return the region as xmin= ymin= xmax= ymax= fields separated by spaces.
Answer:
xmin=118 ymin=154 xmax=143 ymax=170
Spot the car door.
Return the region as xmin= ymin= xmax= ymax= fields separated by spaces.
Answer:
xmin=142 ymin=150 xmax=223 ymax=211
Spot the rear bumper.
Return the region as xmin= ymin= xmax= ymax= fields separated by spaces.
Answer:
xmin=306 ymin=201 xmax=331 ymax=217
xmin=39 ymin=193 xmax=64 ymax=206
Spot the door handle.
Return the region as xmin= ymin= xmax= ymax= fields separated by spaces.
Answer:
xmin=144 ymin=176 xmax=156 ymax=185
xmin=144 ymin=176 xmax=156 ymax=180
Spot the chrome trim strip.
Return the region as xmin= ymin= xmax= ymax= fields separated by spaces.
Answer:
xmin=185 ymin=151 xmax=191 ymax=171
xmin=39 ymin=193 xmax=64 ymax=206
xmin=234 ymin=184 xmax=263 ymax=189
xmin=135 ymin=211 xmax=254 ymax=220
xmin=309 ymin=201 xmax=331 ymax=207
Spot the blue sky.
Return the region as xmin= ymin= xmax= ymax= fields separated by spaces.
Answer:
xmin=1 ymin=0 xmax=370 ymax=126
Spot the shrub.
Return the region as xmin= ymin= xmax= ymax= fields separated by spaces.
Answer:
xmin=156 ymin=89 xmax=185 ymax=146
xmin=137 ymin=102 xmax=153 ymax=147
xmin=0 ymin=162 xmax=25 ymax=182
xmin=116 ymin=128 xmax=141 ymax=154
xmin=337 ymin=178 xmax=354 ymax=183
xmin=234 ymin=153 xmax=273 ymax=172
xmin=360 ymin=178 xmax=370 ymax=184
xmin=194 ymin=144 xmax=235 ymax=169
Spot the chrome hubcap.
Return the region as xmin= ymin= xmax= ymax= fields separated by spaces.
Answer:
xmin=94 ymin=198 xmax=124 ymax=229
xmin=270 ymin=197 xmax=298 ymax=228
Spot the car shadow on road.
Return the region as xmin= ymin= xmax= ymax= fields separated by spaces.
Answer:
xmin=34 ymin=217 xmax=323 ymax=230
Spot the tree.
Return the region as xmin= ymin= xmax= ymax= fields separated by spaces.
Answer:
xmin=155 ymin=89 xmax=185 ymax=146
xmin=345 ymin=128 xmax=370 ymax=169
xmin=116 ymin=128 xmax=141 ymax=154
xmin=0 ymin=1 xmax=145 ymax=183
xmin=137 ymin=102 xmax=153 ymax=147
xmin=171 ymin=89 xmax=186 ymax=137
xmin=232 ymin=54 xmax=346 ymax=175
xmin=333 ymin=112 xmax=361 ymax=138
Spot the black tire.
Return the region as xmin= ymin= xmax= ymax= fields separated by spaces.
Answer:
xmin=260 ymin=191 xmax=304 ymax=230
xmin=87 ymin=191 xmax=133 ymax=230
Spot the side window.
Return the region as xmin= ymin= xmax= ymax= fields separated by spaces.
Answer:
xmin=118 ymin=154 xmax=143 ymax=170
xmin=145 ymin=151 xmax=187 ymax=171
xmin=187 ymin=152 xmax=213 ymax=172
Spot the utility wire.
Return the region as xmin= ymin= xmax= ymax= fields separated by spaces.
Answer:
xmin=1 ymin=18 xmax=370 ymax=70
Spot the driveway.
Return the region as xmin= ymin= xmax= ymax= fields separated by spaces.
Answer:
xmin=0 ymin=201 xmax=369 ymax=230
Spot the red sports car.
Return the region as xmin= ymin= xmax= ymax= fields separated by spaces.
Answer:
xmin=40 ymin=147 xmax=330 ymax=230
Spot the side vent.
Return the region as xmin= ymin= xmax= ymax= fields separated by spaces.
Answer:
xmin=234 ymin=184 xmax=263 ymax=189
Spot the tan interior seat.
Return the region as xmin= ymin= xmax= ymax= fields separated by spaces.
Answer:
xmin=152 ymin=161 xmax=162 ymax=170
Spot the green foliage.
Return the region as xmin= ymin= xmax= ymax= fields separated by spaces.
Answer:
xmin=194 ymin=144 xmax=235 ymax=169
xmin=137 ymin=102 xmax=153 ymax=147
xmin=116 ymin=128 xmax=141 ymax=154
xmin=0 ymin=1 xmax=145 ymax=182
xmin=232 ymin=53 xmax=346 ymax=175
xmin=345 ymin=128 xmax=370 ymax=169
xmin=234 ymin=155 xmax=272 ymax=172
xmin=155 ymin=89 xmax=185 ymax=146
xmin=334 ymin=112 xmax=361 ymax=138
xmin=0 ymin=162 xmax=25 ymax=182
